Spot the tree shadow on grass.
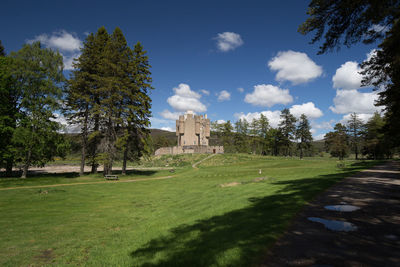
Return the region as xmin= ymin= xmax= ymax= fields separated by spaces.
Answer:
xmin=129 ymin=163 xmax=379 ymax=266
xmin=113 ymin=170 xmax=157 ymax=176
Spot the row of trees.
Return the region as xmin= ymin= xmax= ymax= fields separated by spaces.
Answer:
xmin=0 ymin=27 xmax=153 ymax=177
xmin=325 ymin=112 xmax=394 ymax=160
xmin=211 ymin=109 xmax=313 ymax=158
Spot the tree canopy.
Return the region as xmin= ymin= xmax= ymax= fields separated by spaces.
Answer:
xmin=300 ymin=0 xmax=400 ymax=145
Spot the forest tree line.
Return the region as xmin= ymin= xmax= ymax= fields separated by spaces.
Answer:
xmin=203 ymin=110 xmax=395 ymax=160
xmin=0 ymin=27 xmax=153 ymax=178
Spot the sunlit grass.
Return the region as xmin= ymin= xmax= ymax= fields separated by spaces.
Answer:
xmin=0 ymin=155 xmax=379 ymax=266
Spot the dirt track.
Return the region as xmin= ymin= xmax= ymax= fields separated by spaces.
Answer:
xmin=262 ymin=161 xmax=400 ymax=266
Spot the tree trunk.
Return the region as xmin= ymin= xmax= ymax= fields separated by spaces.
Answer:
xmin=5 ymin=158 xmax=13 ymax=177
xmin=80 ymin=110 xmax=89 ymax=176
xmin=21 ymin=149 xmax=31 ymax=179
xmin=80 ymin=144 xmax=86 ymax=176
xmin=299 ymin=148 xmax=303 ymax=159
xmin=122 ymin=146 xmax=128 ymax=175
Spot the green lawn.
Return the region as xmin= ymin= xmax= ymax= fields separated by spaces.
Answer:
xmin=0 ymin=155 xmax=380 ymax=266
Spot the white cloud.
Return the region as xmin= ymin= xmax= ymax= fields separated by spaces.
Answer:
xmin=289 ymin=102 xmax=323 ymax=119
xmin=244 ymin=84 xmax=293 ymax=107
xmin=29 ymin=30 xmax=82 ymax=52
xmin=200 ymin=89 xmax=210 ymax=95
xmin=218 ymin=90 xmax=231 ymax=101
xmin=160 ymin=109 xmax=182 ymax=120
xmin=314 ymin=134 xmax=326 ymax=141
xmin=167 ymin=83 xmax=207 ymax=112
xmin=217 ymin=119 xmax=226 ymax=124
xmin=330 ymin=89 xmax=382 ymax=114
xmin=150 ymin=117 xmax=175 ymax=131
xmin=234 ymin=110 xmax=282 ymax=128
xmin=51 ymin=113 xmax=80 ymax=133
xmin=215 ymin=32 xmax=243 ymax=52
xmin=28 ymin=30 xmax=83 ymax=71
xmin=340 ymin=113 xmax=375 ymax=124
xmin=237 ymin=87 xmax=244 ymax=93
xmin=268 ymin=50 xmax=322 ymax=85
xmin=369 ymin=24 xmax=389 ymax=34
xmin=332 ymin=61 xmax=364 ymax=90
xmin=62 ymin=52 xmax=80 ymax=70
xmin=172 ymin=83 xmax=201 ymax=98
xmin=161 ymin=127 xmax=174 ymax=132
xmin=312 ymin=120 xmax=334 ymax=130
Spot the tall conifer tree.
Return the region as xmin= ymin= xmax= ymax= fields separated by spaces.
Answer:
xmin=278 ymin=108 xmax=297 ymax=156
xmin=296 ymin=114 xmax=313 ymax=159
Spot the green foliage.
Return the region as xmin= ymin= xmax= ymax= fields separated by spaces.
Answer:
xmin=0 ymin=56 xmax=17 ymax=174
xmin=278 ymin=108 xmax=297 ymax=156
xmin=325 ymin=123 xmax=349 ymax=160
xmin=346 ymin=113 xmax=364 ymax=159
xmin=362 ymin=112 xmax=392 ymax=159
xmin=8 ymin=42 xmax=68 ymax=177
xmin=66 ymin=27 xmax=154 ymax=175
xmin=296 ymin=114 xmax=313 ymax=159
xmin=300 ymin=0 xmax=400 ymax=147
xmin=0 ymin=40 xmax=5 ymax=56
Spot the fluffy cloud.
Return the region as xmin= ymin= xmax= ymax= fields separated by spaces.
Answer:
xmin=330 ymin=89 xmax=382 ymax=114
xmin=167 ymin=83 xmax=207 ymax=112
xmin=234 ymin=110 xmax=282 ymax=128
xmin=340 ymin=113 xmax=375 ymax=124
xmin=244 ymin=84 xmax=293 ymax=107
xmin=314 ymin=134 xmax=326 ymax=141
xmin=215 ymin=32 xmax=243 ymax=52
xmin=161 ymin=127 xmax=174 ymax=132
xmin=200 ymin=89 xmax=210 ymax=95
xmin=216 ymin=119 xmax=226 ymax=124
xmin=28 ymin=30 xmax=82 ymax=70
xmin=237 ymin=87 xmax=244 ymax=93
xmin=51 ymin=113 xmax=80 ymax=133
xmin=160 ymin=109 xmax=182 ymax=120
xmin=30 ymin=30 xmax=82 ymax=52
xmin=332 ymin=61 xmax=364 ymax=90
xmin=289 ymin=102 xmax=323 ymax=119
xmin=218 ymin=90 xmax=231 ymax=101
xmin=311 ymin=120 xmax=334 ymax=131
xmin=268 ymin=50 xmax=322 ymax=85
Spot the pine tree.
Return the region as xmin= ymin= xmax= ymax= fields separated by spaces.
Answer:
xmin=121 ymin=42 xmax=153 ymax=175
xmin=346 ymin=113 xmax=364 ymax=160
xmin=249 ymin=118 xmax=260 ymax=154
xmin=10 ymin=42 xmax=68 ymax=178
xmin=362 ymin=112 xmax=388 ymax=159
xmin=325 ymin=123 xmax=349 ymax=160
xmin=0 ymin=40 xmax=5 ymax=56
xmin=222 ymin=120 xmax=234 ymax=152
xmin=258 ymin=114 xmax=269 ymax=155
xmin=0 ymin=51 xmax=18 ymax=176
xmin=296 ymin=114 xmax=313 ymax=159
xmin=278 ymin=108 xmax=297 ymax=156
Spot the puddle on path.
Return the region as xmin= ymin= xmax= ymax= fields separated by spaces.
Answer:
xmin=324 ymin=205 xmax=360 ymax=212
xmin=308 ymin=217 xmax=358 ymax=232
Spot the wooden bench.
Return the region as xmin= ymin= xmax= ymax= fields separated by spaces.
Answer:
xmin=105 ymin=175 xmax=119 ymax=180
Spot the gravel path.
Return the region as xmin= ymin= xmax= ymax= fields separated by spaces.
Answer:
xmin=261 ymin=161 xmax=400 ymax=267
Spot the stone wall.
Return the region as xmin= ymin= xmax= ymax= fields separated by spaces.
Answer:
xmin=155 ymin=145 xmax=224 ymax=156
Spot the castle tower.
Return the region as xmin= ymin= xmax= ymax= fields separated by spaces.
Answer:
xmin=176 ymin=110 xmax=210 ymax=146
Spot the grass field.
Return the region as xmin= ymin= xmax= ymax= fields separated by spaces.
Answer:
xmin=0 ymin=154 xmax=380 ymax=266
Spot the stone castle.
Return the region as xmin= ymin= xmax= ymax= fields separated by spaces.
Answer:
xmin=155 ymin=111 xmax=224 ymax=155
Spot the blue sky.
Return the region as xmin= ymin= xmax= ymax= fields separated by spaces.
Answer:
xmin=1 ymin=0 xmax=382 ymax=139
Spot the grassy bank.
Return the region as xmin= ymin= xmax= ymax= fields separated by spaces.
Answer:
xmin=0 ymin=155 xmax=379 ymax=266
